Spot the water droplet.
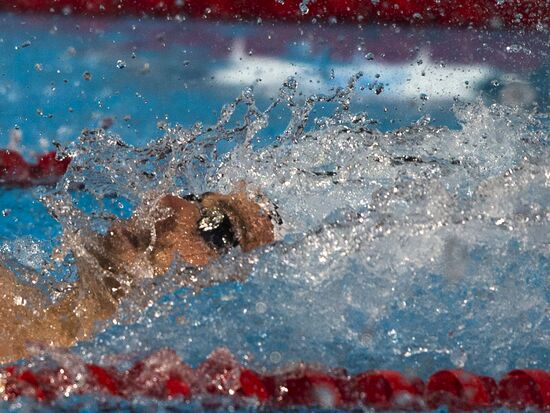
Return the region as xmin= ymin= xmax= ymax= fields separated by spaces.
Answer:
xmin=364 ymin=52 xmax=374 ymax=61
xmin=15 ymin=40 xmax=31 ymax=50
xmin=299 ymin=0 xmax=310 ymax=15
xmin=83 ymin=71 xmax=92 ymax=81
xmin=505 ymin=44 xmax=532 ymax=54
xmin=450 ymin=349 xmax=468 ymax=368
xmin=420 ymin=93 xmax=429 ymax=101
xmin=491 ymin=79 xmax=500 ymax=87
xmin=116 ymin=59 xmax=127 ymax=69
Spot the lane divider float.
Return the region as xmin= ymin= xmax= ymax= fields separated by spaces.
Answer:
xmin=0 ymin=149 xmax=70 ymax=187
xmin=1 ymin=348 xmax=549 ymax=410
xmin=0 ymin=0 xmax=546 ymax=28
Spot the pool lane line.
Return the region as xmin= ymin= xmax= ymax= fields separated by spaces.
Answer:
xmin=0 ymin=149 xmax=70 ymax=188
xmin=0 ymin=0 xmax=546 ymax=28
xmin=1 ymin=348 xmax=549 ymax=410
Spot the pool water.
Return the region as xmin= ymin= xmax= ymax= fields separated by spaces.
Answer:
xmin=0 ymin=12 xmax=548 ymax=412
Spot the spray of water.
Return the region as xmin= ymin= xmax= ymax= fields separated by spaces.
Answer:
xmin=1 ymin=75 xmax=548 ymax=386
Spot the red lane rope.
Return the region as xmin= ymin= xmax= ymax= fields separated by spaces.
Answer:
xmin=1 ymin=348 xmax=549 ymax=410
xmin=0 ymin=149 xmax=70 ymax=188
xmin=0 ymin=0 xmax=547 ymax=28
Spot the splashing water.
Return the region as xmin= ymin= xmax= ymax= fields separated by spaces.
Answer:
xmin=1 ymin=74 xmax=549 ymax=409
xmin=299 ymin=0 xmax=311 ymax=15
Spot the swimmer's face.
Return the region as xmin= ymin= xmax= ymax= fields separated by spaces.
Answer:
xmin=149 ymin=192 xmax=275 ymax=273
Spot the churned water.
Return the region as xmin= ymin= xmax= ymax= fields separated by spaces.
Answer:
xmin=52 ymin=93 xmax=549 ymax=372
xmin=0 ymin=12 xmax=548 ymax=412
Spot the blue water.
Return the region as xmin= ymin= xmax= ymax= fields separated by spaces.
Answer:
xmin=0 ymin=12 xmax=549 ymax=412
xmin=1 ymin=14 xmax=547 ymax=149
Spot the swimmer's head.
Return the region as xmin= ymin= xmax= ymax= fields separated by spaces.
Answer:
xmin=92 ymin=191 xmax=276 ymax=283
xmin=149 ymin=191 xmax=275 ymax=273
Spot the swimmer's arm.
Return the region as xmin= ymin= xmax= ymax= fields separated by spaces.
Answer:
xmin=0 ymin=264 xmax=115 ymax=364
xmin=0 ymin=266 xmax=70 ymax=363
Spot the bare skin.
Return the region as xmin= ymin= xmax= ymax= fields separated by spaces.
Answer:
xmin=0 ymin=191 xmax=275 ymax=364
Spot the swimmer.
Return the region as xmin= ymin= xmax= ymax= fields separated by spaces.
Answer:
xmin=0 ymin=191 xmax=275 ymax=364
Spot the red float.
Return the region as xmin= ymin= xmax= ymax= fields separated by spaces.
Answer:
xmin=165 ymin=376 xmax=192 ymax=399
xmin=270 ymin=369 xmax=344 ymax=408
xmin=86 ymin=364 xmax=123 ymax=396
xmin=1 ymin=367 xmax=72 ymax=401
xmin=351 ymin=370 xmax=424 ymax=410
xmin=4 ymin=369 xmax=48 ymax=401
xmin=196 ymin=347 xmax=241 ymax=395
xmin=0 ymin=150 xmax=30 ymax=187
xmin=238 ymin=369 xmax=269 ymax=401
xmin=31 ymin=152 xmax=72 ymax=186
xmin=426 ymin=369 xmax=496 ymax=411
xmin=124 ymin=348 xmax=195 ymax=399
xmin=0 ymin=149 xmax=70 ymax=188
xmin=498 ymin=369 xmax=550 ymax=410
xmin=0 ymin=0 xmax=547 ymax=28
xmin=2 ymin=349 xmax=550 ymax=411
